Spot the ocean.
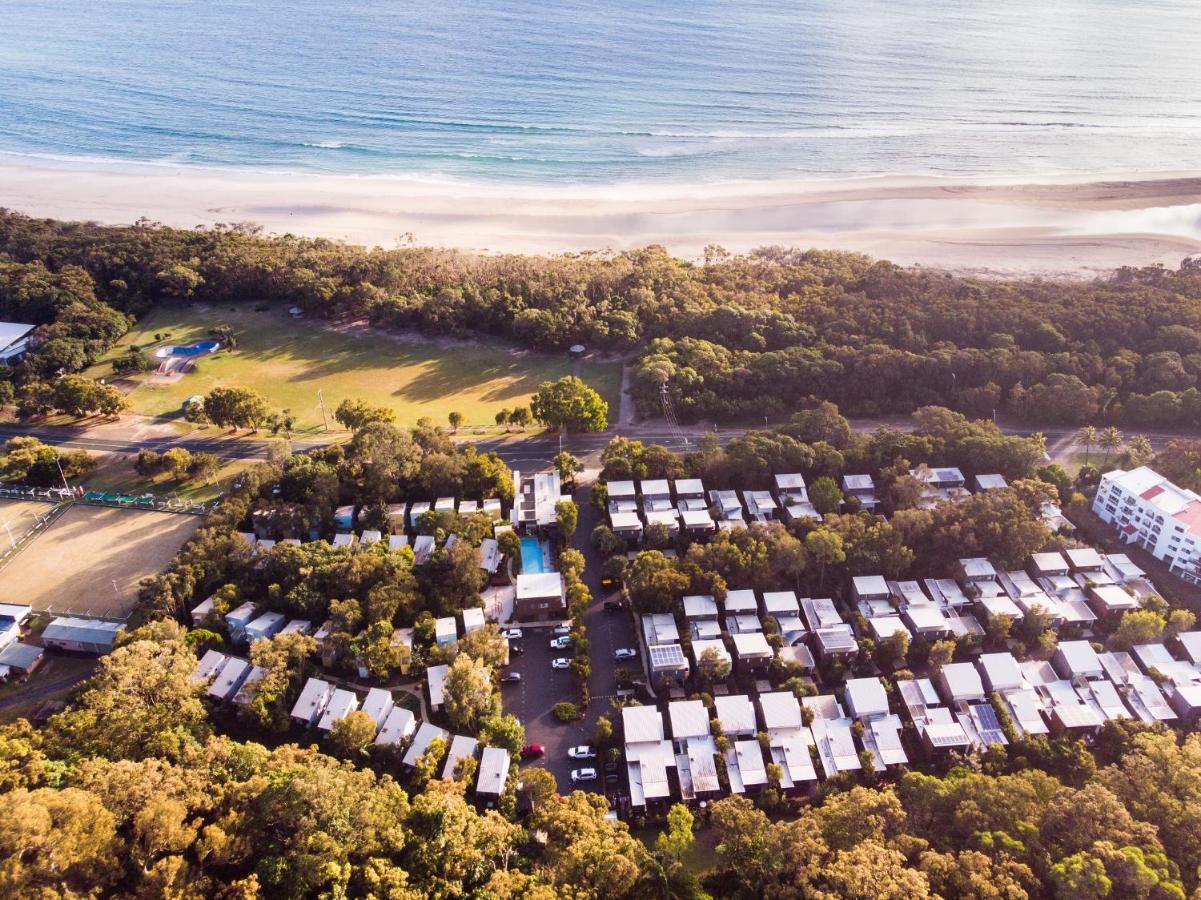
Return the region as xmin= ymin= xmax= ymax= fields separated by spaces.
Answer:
xmin=2 ymin=0 xmax=1201 ymax=185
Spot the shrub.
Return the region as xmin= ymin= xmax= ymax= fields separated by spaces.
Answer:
xmin=553 ymin=701 xmax=582 ymax=723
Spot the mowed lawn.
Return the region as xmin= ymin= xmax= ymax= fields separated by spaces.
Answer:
xmin=91 ymin=306 xmax=622 ymax=432
xmin=0 ymin=505 xmax=201 ymax=617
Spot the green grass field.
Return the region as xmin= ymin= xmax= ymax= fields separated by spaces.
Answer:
xmin=90 ymin=306 xmax=622 ymax=433
xmin=80 ymin=453 xmax=257 ymax=502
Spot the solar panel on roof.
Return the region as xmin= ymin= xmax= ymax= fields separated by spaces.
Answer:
xmin=973 ymin=704 xmax=1008 ymax=744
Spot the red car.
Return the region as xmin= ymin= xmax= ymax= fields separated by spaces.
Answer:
xmin=520 ymin=744 xmax=545 ymax=759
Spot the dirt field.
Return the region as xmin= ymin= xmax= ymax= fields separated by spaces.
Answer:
xmin=0 ymin=499 xmax=57 ymax=543
xmin=0 ymin=505 xmax=201 ymax=617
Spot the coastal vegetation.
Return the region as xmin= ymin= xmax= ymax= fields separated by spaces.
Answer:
xmin=4 ymin=212 xmax=1201 ymax=430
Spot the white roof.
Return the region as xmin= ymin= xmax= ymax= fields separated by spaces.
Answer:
xmin=360 ymin=529 xmax=382 ymax=545
xmin=1030 ymin=551 xmax=1069 ymax=574
xmin=42 ymin=617 xmax=122 ymax=647
xmin=0 ymin=322 xmax=34 ymax=349
xmin=733 ymin=740 xmax=767 ymax=785
xmin=640 ymin=478 xmax=670 ymax=496
xmin=977 ymin=653 xmax=1022 ymax=692
xmin=853 ymin=575 xmax=889 ymax=597
xmin=801 ymin=597 xmax=844 ymax=630
xmin=843 ymin=474 xmax=874 ymax=491
xmin=434 ymin=617 xmax=457 ymax=640
xmin=643 ymin=612 xmax=680 ymax=645
xmin=731 ymin=631 xmax=773 ymax=659
xmin=1056 ymin=640 xmax=1103 ymax=677
xmin=975 ymin=474 xmax=1008 ymax=490
xmin=388 ymin=534 xmax=409 ymax=551
xmin=1065 ymin=546 xmax=1105 ymax=570
xmin=761 ymin=591 xmax=799 ymax=615
xmin=610 ymin=511 xmax=643 ymax=531
xmin=193 ymin=649 xmax=228 ymax=682
xmin=476 ymin=746 xmax=511 ymax=796
xmin=680 ymin=508 xmax=715 ymax=529
xmin=960 ymin=557 xmax=996 ymax=580
xmin=209 ymin=657 xmax=251 ymax=700
xmin=442 ymin=734 xmax=480 ymax=779
xmin=774 ymin=473 xmax=806 ymax=491
xmin=690 ymin=639 xmax=732 ymax=668
xmin=939 ymin=663 xmax=985 ymax=701
xmin=317 ymin=688 xmax=359 ymax=730
xmin=403 ymin=722 xmax=449 ymax=766
xmin=427 ymin=663 xmax=449 ymax=708
xmin=1090 ymin=584 xmax=1139 ymax=612
xmin=759 ymin=691 xmax=804 ymax=731
xmin=713 ymin=695 xmax=757 ymax=735
xmin=668 ymin=700 xmax=711 ymax=740
xmin=361 ymin=687 xmax=394 ymax=728
xmin=623 ymin=705 xmax=665 ymax=743
xmin=375 ymin=706 xmax=416 ymax=745
xmin=724 ymin=589 xmax=758 ymax=613
xmin=607 ymin=480 xmax=636 ymax=498
xmin=461 ymin=607 xmax=486 ymax=630
xmin=290 ymin=677 xmax=333 ymax=723
xmin=1177 ymin=631 xmax=1201 ymax=665
xmin=233 ymin=666 xmax=266 ymax=705
xmin=674 ymin=478 xmax=704 ymax=496
xmin=869 ymin=616 xmax=912 ymax=641
xmin=683 ymin=595 xmax=719 ymax=618
xmin=905 ymin=605 xmax=949 ymax=633
xmin=845 ymin=677 xmax=889 ymax=718
xmin=245 ymin=611 xmax=286 ymax=636
xmin=515 ymin=572 xmax=564 ymax=600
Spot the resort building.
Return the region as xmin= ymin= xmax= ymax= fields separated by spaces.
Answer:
xmin=624 ymin=705 xmax=676 ymax=810
xmin=514 ymin=572 xmax=566 ymax=621
xmin=476 ymin=746 xmax=511 ymax=805
xmin=1093 ymin=466 xmax=1201 ymax=584
xmin=0 ymin=322 xmax=35 ymax=363
xmin=841 ymin=474 xmax=879 ymax=511
xmin=41 ymin=617 xmax=123 ymax=654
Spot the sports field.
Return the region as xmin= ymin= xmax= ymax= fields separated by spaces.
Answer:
xmin=0 ymin=499 xmax=57 ymax=542
xmin=91 ymin=306 xmax=622 ymax=432
xmin=0 ymin=505 xmax=201 ymax=617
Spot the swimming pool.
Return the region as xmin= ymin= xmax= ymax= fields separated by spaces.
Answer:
xmin=520 ymin=536 xmax=550 ymax=574
xmin=155 ymin=340 xmax=220 ymax=359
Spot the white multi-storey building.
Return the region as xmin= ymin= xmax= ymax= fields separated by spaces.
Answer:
xmin=1093 ymin=467 xmax=1201 ymax=584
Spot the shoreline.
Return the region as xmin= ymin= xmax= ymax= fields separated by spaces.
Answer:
xmin=2 ymin=162 xmax=1201 ymax=277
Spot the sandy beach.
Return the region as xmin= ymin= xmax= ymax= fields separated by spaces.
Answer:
xmin=3 ymin=163 xmax=1201 ymax=276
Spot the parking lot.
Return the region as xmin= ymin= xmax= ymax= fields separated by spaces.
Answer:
xmin=501 ymin=481 xmax=639 ymax=795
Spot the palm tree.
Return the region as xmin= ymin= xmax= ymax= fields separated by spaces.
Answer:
xmin=1075 ymin=424 xmax=1096 ymax=463
xmin=1124 ymin=434 xmax=1154 ymax=467
xmin=1099 ymin=426 xmax=1124 ymax=465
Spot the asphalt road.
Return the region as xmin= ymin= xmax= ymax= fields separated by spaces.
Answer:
xmin=500 ymin=482 xmax=638 ymax=795
xmin=5 ymin=417 xmax=1198 ymax=475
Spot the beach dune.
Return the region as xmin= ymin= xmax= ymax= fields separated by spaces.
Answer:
xmin=3 ymin=164 xmax=1201 ymax=277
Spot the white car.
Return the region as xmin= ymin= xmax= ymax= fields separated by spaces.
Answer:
xmin=568 ymin=745 xmax=597 ymax=760
xmin=502 ymin=628 xmax=522 ymax=640
xmin=549 ymin=636 xmax=572 ymax=649
xmin=551 ymin=657 xmax=571 ymax=670
xmin=571 ymin=767 xmax=598 ymax=782
xmin=613 ymin=648 xmax=638 ymax=660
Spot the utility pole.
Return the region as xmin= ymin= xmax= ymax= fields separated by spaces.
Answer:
xmin=55 ymin=454 xmax=70 ymax=493
xmin=317 ymin=389 xmax=329 ymax=432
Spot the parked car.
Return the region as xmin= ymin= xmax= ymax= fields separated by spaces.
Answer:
xmin=502 ymin=628 xmax=522 ymax=639
xmin=568 ymin=745 xmax=596 ymax=759
xmin=613 ymin=648 xmax=638 ymax=660
xmin=520 ymin=744 xmax=544 ymax=759
xmin=571 ymin=767 xmax=598 ymax=782
xmin=551 ymin=657 xmax=571 ymax=669
xmin=552 ymin=625 xmax=571 ymax=636
xmin=509 ymin=644 xmax=525 ymax=656
xmin=603 ymin=760 xmax=619 ymax=773
xmin=549 ymin=636 xmax=572 ymax=649
xmin=603 ymin=600 xmax=623 ymax=612
xmin=500 ymin=672 xmax=522 ymax=684
xmin=605 ymin=773 xmax=620 ymax=784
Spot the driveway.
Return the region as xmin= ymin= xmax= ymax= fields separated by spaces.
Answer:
xmin=500 ymin=478 xmax=637 ymax=796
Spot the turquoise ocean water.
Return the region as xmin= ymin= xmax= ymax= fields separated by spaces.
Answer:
xmin=2 ymin=0 xmax=1201 ymax=184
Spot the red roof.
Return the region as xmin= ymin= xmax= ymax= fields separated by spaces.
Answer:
xmin=1173 ymin=500 xmax=1201 ymax=532
xmin=1122 ymin=524 xmax=1137 ymax=535
xmin=1141 ymin=485 xmax=1166 ymax=501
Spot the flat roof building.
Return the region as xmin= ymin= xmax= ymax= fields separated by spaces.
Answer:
xmin=42 ymin=617 xmax=122 ymax=654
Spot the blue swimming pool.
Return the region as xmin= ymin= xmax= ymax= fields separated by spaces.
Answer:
xmin=155 ymin=340 xmax=220 ymax=359
xmin=520 ymin=536 xmax=550 ymax=574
